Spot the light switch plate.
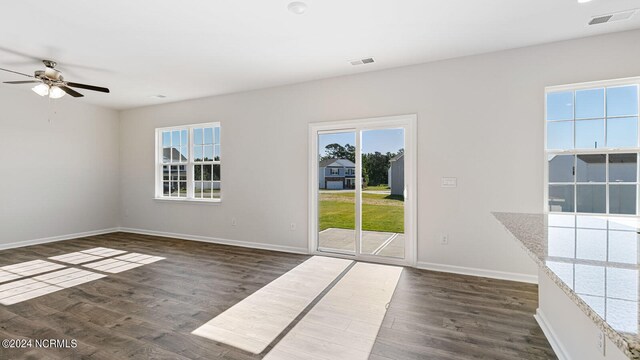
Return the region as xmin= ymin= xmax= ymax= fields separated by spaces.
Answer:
xmin=441 ymin=177 xmax=457 ymax=188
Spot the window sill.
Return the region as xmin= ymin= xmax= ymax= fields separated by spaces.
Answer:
xmin=153 ymin=197 xmax=221 ymax=204
xmin=546 ymin=211 xmax=638 ymax=217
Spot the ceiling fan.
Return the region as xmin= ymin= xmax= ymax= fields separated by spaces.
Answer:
xmin=0 ymin=60 xmax=109 ymax=99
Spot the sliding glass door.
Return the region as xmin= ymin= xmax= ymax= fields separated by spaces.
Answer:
xmin=359 ymin=128 xmax=405 ymax=259
xmin=310 ymin=115 xmax=415 ymax=265
xmin=317 ymin=131 xmax=357 ymax=254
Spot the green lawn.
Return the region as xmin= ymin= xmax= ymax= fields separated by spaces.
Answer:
xmin=319 ymin=192 xmax=404 ymax=233
xmin=363 ymin=184 xmax=390 ymax=191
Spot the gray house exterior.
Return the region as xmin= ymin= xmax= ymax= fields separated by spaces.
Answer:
xmin=388 ymin=154 xmax=404 ymax=196
xmin=319 ymin=158 xmax=356 ymax=190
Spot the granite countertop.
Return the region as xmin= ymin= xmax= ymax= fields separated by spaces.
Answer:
xmin=493 ymin=212 xmax=640 ymax=360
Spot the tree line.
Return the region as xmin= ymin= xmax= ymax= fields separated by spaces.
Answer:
xmin=321 ymin=143 xmax=403 ymax=186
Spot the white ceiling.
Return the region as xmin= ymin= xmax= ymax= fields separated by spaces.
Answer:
xmin=1 ymin=0 xmax=640 ymax=110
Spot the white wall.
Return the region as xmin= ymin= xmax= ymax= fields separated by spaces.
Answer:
xmin=118 ymin=29 xmax=640 ymax=279
xmin=0 ymin=87 xmax=120 ymax=248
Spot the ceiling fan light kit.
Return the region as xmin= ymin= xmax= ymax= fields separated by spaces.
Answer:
xmin=31 ymin=83 xmax=67 ymax=99
xmin=32 ymin=83 xmax=50 ymax=96
xmin=49 ymin=86 xmax=66 ymax=99
xmin=1 ymin=60 xmax=110 ymax=100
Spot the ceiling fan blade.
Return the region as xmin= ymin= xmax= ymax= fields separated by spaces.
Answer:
xmin=0 ymin=67 xmax=34 ymax=78
xmin=0 ymin=46 xmax=42 ymax=62
xmin=60 ymin=86 xmax=84 ymax=98
xmin=66 ymin=82 xmax=109 ymax=93
xmin=3 ymin=80 xmax=40 ymax=84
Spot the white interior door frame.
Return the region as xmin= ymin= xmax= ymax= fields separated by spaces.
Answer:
xmin=308 ymin=114 xmax=418 ymax=267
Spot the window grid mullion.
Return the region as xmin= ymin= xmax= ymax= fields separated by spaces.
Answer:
xmin=188 ymin=128 xmax=194 ymax=199
xmin=547 ymin=83 xmax=639 ymax=215
xmin=606 ymin=154 xmax=609 ymax=215
xmin=604 ymin=87 xmax=608 ymax=149
xmin=573 ymin=153 xmax=577 ymax=213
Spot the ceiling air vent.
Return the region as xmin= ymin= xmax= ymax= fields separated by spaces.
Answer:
xmin=350 ymin=57 xmax=375 ymax=66
xmin=589 ymin=9 xmax=637 ymax=25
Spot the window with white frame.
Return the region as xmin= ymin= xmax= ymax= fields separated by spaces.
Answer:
xmin=546 ymin=79 xmax=639 ymax=215
xmin=156 ymin=122 xmax=221 ymax=201
xmin=329 ymin=168 xmax=339 ymax=175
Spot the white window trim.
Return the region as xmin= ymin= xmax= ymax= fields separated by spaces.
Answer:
xmin=544 ymin=76 xmax=640 ymax=216
xmin=154 ymin=122 xmax=222 ymax=203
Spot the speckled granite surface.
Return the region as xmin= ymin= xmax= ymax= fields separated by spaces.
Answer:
xmin=493 ymin=212 xmax=640 ymax=360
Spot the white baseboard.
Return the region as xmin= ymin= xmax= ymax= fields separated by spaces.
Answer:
xmin=118 ymin=227 xmax=309 ymax=255
xmin=0 ymin=228 xmax=120 ymax=251
xmin=416 ymin=261 xmax=538 ymax=284
xmin=1 ymin=228 xmax=537 ymax=285
xmin=535 ymin=308 xmax=569 ymax=360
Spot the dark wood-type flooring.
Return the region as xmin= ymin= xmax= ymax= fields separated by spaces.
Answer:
xmin=0 ymin=232 xmax=556 ymax=359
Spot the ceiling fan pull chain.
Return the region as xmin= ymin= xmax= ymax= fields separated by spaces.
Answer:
xmin=48 ymin=95 xmax=53 ymax=124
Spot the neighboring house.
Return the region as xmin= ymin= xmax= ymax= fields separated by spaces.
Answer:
xmin=548 ymin=154 xmax=573 ymax=212
xmin=388 ymin=154 xmax=404 ymax=196
xmin=319 ymin=158 xmax=356 ymax=190
xmin=163 ymin=147 xmax=188 ymax=162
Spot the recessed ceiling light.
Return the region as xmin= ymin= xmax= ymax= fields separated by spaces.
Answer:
xmin=577 ymin=0 xmax=593 ymax=3
xmin=288 ymin=1 xmax=307 ymax=15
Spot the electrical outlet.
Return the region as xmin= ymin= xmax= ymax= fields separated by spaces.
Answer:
xmin=440 ymin=234 xmax=449 ymax=245
xmin=290 ymin=222 xmax=296 ymax=231
xmin=231 ymin=217 xmax=237 ymax=226
xmin=596 ymin=330 xmax=605 ymax=355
